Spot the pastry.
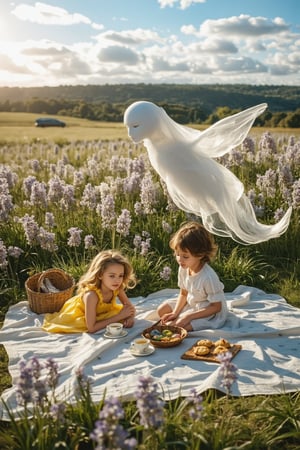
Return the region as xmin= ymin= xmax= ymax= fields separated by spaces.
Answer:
xmin=196 ymin=339 xmax=213 ymax=348
xmin=212 ymin=345 xmax=228 ymax=355
xmin=214 ymin=338 xmax=231 ymax=348
xmin=194 ymin=345 xmax=210 ymax=356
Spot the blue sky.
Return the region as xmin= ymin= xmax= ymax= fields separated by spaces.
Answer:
xmin=0 ymin=0 xmax=299 ymax=87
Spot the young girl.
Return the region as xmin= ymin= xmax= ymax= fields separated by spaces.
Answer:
xmin=42 ymin=250 xmax=136 ymax=333
xmin=157 ymin=221 xmax=228 ymax=331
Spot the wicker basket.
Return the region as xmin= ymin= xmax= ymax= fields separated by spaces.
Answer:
xmin=142 ymin=324 xmax=187 ymax=348
xmin=25 ymin=268 xmax=75 ymax=314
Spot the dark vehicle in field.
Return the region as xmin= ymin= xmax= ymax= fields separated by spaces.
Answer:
xmin=35 ymin=118 xmax=66 ymax=127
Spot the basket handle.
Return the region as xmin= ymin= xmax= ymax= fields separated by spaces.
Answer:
xmin=37 ymin=269 xmax=68 ymax=292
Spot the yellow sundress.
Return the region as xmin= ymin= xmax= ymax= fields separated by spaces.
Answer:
xmin=42 ymin=285 xmax=123 ymax=333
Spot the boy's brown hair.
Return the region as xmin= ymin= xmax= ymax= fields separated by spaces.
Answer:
xmin=170 ymin=221 xmax=218 ymax=263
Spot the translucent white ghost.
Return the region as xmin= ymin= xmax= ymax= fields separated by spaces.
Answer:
xmin=124 ymin=101 xmax=292 ymax=245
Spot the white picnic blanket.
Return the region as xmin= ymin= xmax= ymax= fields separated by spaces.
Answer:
xmin=1 ymin=285 xmax=300 ymax=420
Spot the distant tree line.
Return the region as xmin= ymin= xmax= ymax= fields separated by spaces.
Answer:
xmin=1 ymin=84 xmax=300 ymax=110
xmin=1 ymin=97 xmax=300 ymax=127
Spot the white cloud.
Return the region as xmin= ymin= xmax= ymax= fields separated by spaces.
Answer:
xmin=11 ymin=2 xmax=102 ymax=28
xmin=215 ymin=56 xmax=268 ymax=74
xmin=198 ymin=38 xmax=238 ymax=54
xmin=158 ymin=0 xmax=206 ymax=9
xmin=200 ymin=14 xmax=289 ymax=37
xmin=0 ymin=53 xmax=32 ymax=73
xmin=93 ymin=29 xmax=163 ymax=46
xmin=98 ymin=46 xmax=139 ymax=65
xmin=268 ymin=64 xmax=295 ymax=75
xmin=151 ymin=57 xmax=189 ymax=72
xmin=1 ymin=3 xmax=299 ymax=87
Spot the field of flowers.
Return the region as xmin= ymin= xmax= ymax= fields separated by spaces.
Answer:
xmin=0 ymin=129 xmax=299 ymax=449
xmin=0 ymin=130 xmax=299 ymax=307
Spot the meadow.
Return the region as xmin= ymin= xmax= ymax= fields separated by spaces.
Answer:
xmin=0 ymin=113 xmax=299 ymax=449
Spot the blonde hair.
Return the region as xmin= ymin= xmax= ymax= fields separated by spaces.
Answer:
xmin=77 ymin=250 xmax=136 ymax=293
xmin=170 ymin=221 xmax=218 ymax=263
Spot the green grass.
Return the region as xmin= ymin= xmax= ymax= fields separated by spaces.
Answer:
xmin=0 ymin=112 xmax=128 ymax=142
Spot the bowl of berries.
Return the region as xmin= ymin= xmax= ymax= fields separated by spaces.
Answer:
xmin=142 ymin=323 xmax=187 ymax=348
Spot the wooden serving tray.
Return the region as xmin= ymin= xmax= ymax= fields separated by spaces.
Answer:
xmin=181 ymin=340 xmax=242 ymax=363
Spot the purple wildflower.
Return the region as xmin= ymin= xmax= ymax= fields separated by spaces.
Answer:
xmin=16 ymin=357 xmax=50 ymax=406
xmin=187 ymin=388 xmax=203 ymax=420
xmin=110 ymin=155 xmax=126 ymax=173
xmin=127 ymin=156 xmax=145 ymax=177
xmin=241 ymin=136 xmax=255 ymax=155
xmin=67 ymin=227 xmax=82 ymax=247
xmin=30 ymin=180 xmax=47 ymax=207
xmin=61 ymin=184 xmax=75 ymax=210
xmin=140 ymin=172 xmax=159 ymax=214
xmin=292 ymin=179 xmax=300 ymax=209
xmin=73 ymin=170 xmax=84 ymax=186
xmin=140 ymin=238 xmax=151 ymax=256
xmin=217 ymin=351 xmax=238 ymax=394
xmin=30 ymin=159 xmax=41 ymax=172
xmin=259 ymin=131 xmax=277 ymax=155
xmin=228 ymin=148 xmax=244 ymax=167
xmin=0 ymin=178 xmax=14 ymax=221
xmin=16 ymin=361 xmax=34 ymax=406
xmin=109 ymin=155 xmax=119 ymax=172
xmin=0 ymin=165 xmax=18 ymax=188
xmin=116 ymin=209 xmax=131 ymax=237
xmin=7 ymin=246 xmax=23 ymax=258
xmin=134 ymin=201 xmax=144 ymax=216
xmin=23 ymin=175 xmax=37 ymax=198
xmin=160 ymin=266 xmax=172 ymax=281
xmin=19 ymin=214 xmax=40 ymax=246
xmin=135 ymin=376 xmax=165 ymax=429
xmin=133 ymin=234 xmax=142 ymax=251
xmin=277 ymin=161 xmax=293 ymax=188
xmin=75 ymin=366 xmax=92 ymax=395
xmin=123 ymin=173 xmax=142 ymax=194
xmin=0 ymin=239 xmax=8 ymax=269
xmin=256 ymin=169 xmax=277 ymax=198
xmin=80 ymin=183 xmax=98 ymax=210
xmin=84 ymin=234 xmax=94 ymax=250
xmin=32 ymin=379 xmax=48 ymax=405
xmin=99 ymin=194 xmax=116 ymax=229
xmin=281 ymin=186 xmax=292 ymax=206
xmin=38 ymin=227 xmax=58 ymax=252
xmin=29 ymin=357 xmax=42 ymax=380
xmin=247 ymin=188 xmax=256 ymax=205
xmin=99 ymin=182 xmax=110 ymax=199
xmin=45 ymin=212 xmax=56 ymax=228
xmin=274 ymin=208 xmax=285 ymax=221
xmin=49 ymin=402 xmax=66 ymax=423
xmin=110 ymin=176 xmax=125 ymax=196
xmin=90 ymin=397 xmax=137 ymax=450
xmin=286 ymin=139 xmax=300 ymax=166
xmin=45 ymin=358 xmax=60 ymax=391
xmin=162 ymin=221 xmax=172 ymax=234
xmin=48 ymin=177 xmax=64 ymax=203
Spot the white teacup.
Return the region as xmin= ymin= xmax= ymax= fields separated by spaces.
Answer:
xmin=132 ymin=337 xmax=150 ymax=353
xmin=106 ymin=322 xmax=123 ymax=336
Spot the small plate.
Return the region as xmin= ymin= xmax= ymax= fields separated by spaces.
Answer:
xmin=104 ymin=330 xmax=128 ymax=339
xmin=130 ymin=344 xmax=155 ymax=357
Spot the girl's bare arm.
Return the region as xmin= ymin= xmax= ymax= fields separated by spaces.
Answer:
xmin=84 ymin=290 xmax=135 ymax=333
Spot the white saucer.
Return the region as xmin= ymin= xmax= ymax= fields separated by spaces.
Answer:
xmin=130 ymin=344 xmax=155 ymax=357
xmin=104 ymin=330 xmax=128 ymax=339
